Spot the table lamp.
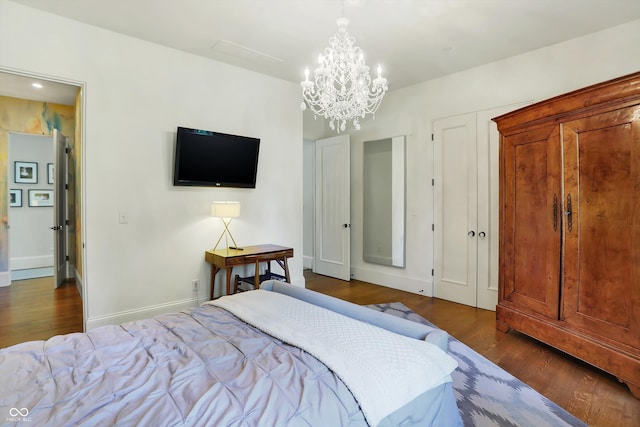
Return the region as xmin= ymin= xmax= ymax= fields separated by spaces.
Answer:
xmin=211 ymin=201 xmax=241 ymax=251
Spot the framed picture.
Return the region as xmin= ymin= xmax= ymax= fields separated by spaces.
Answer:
xmin=15 ymin=161 xmax=38 ymax=184
xmin=28 ymin=189 xmax=53 ymax=207
xmin=9 ymin=189 xmax=22 ymax=207
xmin=48 ymin=163 xmax=54 ymax=184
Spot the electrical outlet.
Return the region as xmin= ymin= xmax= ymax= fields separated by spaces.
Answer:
xmin=192 ymin=279 xmax=199 ymax=292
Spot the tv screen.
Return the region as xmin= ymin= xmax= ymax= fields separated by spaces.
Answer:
xmin=173 ymin=127 xmax=260 ymax=188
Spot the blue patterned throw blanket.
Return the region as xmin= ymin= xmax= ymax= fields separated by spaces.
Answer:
xmin=367 ymin=302 xmax=587 ymax=427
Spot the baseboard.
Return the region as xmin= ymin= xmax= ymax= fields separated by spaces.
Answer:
xmin=86 ymin=296 xmax=209 ymax=331
xmin=11 ymin=255 xmax=53 ymax=270
xmin=352 ymin=265 xmax=433 ymax=297
xmin=290 ymin=275 xmax=305 ymax=288
xmin=0 ymin=271 xmax=10 ymax=287
xmin=302 ymin=255 xmax=314 ymax=270
xmin=11 ymin=267 xmax=53 ymax=281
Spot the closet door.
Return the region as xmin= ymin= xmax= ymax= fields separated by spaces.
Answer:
xmin=561 ymin=106 xmax=640 ymax=349
xmin=433 ymin=113 xmax=478 ymax=307
xmin=434 ymin=104 xmax=529 ymax=310
xmin=500 ymin=125 xmax=561 ymax=319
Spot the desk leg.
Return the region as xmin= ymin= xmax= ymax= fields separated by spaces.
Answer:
xmin=254 ymin=261 xmax=260 ymax=289
xmin=283 ymin=256 xmax=291 ymax=283
xmin=210 ymin=266 xmax=221 ymax=300
xmin=226 ymin=268 xmax=234 ymax=295
xmin=275 ymin=257 xmax=291 ymax=284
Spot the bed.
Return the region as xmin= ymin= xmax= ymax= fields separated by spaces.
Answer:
xmin=0 ymin=281 xmax=462 ymax=427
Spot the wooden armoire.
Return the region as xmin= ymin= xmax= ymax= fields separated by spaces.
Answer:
xmin=493 ymin=72 xmax=640 ymax=398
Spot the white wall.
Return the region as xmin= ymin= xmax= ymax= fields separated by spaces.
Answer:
xmin=0 ymin=1 xmax=304 ymax=329
xmin=8 ymin=133 xmax=54 ymax=275
xmin=304 ymin=18 xmax=640 ymax=295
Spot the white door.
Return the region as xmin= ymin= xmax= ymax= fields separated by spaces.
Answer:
xmin=434 ymin=113 xmax=478 ymax=306
xmin=433 ymin=103 xmax=530 ymax=310
xmin=314 ymin=135 xmax=351 ymax=280
xmin=476 ymin=107 xmax=505 ymax=310
xmin=53 ymin=129 xmax=68 ymax=288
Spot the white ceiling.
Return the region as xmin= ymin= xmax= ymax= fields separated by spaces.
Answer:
xmin=3 ymin=0 xmax=640 ymax=103
xmin=0 ymin=72 xmax=78 ymax=106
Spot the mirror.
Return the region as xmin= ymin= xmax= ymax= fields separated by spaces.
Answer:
xmin=363 ymin=136 xmax=406 ymax=267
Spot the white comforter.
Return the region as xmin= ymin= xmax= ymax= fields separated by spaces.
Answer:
xmin=211 ymin=290 xmax=458 ymax=427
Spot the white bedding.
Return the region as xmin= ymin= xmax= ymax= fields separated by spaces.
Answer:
xmin=211 ymin=290 xmax=458 ymax=427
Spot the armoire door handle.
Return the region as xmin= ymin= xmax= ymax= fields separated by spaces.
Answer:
xmin=566 ymin=194 xmax=572 ymax=232
xmin=478 ymin=231 xmax=486 ymax=239
xmin=468 ymin=231 xmax=475 ymax=237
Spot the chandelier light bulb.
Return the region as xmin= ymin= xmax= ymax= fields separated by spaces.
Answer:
xmin=299 ymin=16 xmax=389 ymax=132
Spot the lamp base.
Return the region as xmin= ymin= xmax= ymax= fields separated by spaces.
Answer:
xmin=212 ymin=218 xmax=240 ymax=252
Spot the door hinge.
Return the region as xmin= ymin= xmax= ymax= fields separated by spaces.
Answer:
xmin=431 ymin=178 xmax=434 ymax=186
xmin=65 ymin=219 xmax=69 ymax=225
xmin=432 ymin=224 xmax=434 ymax=231
xmin=65 ymin=184 xmax=69 ymax=190
xmin=65 ymin=147 xmax=70 ymax=154
xmin=431 ymin=134 xmax=434 ymax=141
xmin=431 ymin=269 xmax=434 ymax=276
xmin=65 ymin=255 xmax=69 ymax=261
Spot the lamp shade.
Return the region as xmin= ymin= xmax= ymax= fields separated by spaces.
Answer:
xmin=211 ymin=201 xmax=240 ymax=218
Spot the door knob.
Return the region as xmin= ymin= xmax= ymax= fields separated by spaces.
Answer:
xmin=478 ymin=231 xmax=486 ymax=239
xmin=468 ymin=231 xmax=475 ymax=237
xmin=343 ymin=224 xmax=351 ymax=228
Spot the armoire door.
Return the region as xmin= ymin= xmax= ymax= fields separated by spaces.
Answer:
xmin=501 ymin=124 xmax=562 ymax=319
xmin=561 ymin=106 xmax=640 ymax=349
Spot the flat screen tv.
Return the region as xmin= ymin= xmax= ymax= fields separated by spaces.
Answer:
xmin=173 ymin=126 xmax=260 ymax=188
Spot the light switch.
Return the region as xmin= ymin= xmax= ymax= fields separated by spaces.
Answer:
xmin=118 ymin=211 xmax=129 ymax=224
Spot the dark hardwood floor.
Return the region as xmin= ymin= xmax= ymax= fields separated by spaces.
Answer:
xmin=0 ymin=277 xmax=83 ymax=349
xmin=2 ymin=272 xmax=638 ymax=426
xmin=305 ymin=270 xmax=640 ymax=427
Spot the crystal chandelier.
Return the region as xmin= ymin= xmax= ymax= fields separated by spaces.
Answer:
xmin=300 ymin=16 xmax=388 ymax=132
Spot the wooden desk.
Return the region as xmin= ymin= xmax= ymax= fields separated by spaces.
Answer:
xmin=205 ymin=244 xmax=294 ymax=299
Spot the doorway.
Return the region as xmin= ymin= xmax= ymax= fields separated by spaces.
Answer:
xmin=0 ymin=69 xmax=85 ymax=332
